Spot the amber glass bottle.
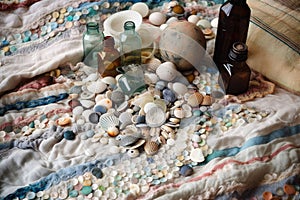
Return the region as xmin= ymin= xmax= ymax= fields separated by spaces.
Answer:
xmin=220 ymin=42 xmax=251 ymax=95
xmin=213 ymin=0 xmax=251 ymax=66
xmin=98 ymin=36 xmax=120 ymax=77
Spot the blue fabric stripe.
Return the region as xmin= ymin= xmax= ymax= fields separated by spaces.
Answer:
xmin=203 ymin=124 xmax=300 ymax=164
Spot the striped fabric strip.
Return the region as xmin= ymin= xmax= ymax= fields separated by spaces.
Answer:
xmin=250 ymin=16 xmax=300 ymax=54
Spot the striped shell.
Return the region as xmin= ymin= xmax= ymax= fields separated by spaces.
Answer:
xmin=118 ymin=134 xmax=141 ymax=147
xmin=99 ymin=113 xmax=119 ymax=130
xmin=144 ymin=141 xmax=159 ymax=156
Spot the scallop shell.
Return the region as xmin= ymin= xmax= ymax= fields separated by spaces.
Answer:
xmin=187 ymin=92 xmax=204 ymax=107
xmin=156 ymin=62 xmax=177 ymax=82
xmin=87 ymin=81 xmax=107 ymax=94
xmin=145 ymin=106 xmax=166 ymax=127
xmin=144 ymin=141 xmax=159 ymax=156
xmin=99 ymin=113 xmax=119 ymax=130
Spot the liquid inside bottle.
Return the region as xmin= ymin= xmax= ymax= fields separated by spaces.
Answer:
xmin=120 ymin=21 xmax=142 ymax=66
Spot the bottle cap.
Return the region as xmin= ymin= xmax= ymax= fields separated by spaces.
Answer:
xmin=229 ymin=42 xmax=248 ymax=61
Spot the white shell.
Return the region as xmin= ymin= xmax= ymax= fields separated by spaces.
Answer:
xmin=101 ymin=76 xmax=117 ymax=85
xmin=173 ymin=107 xmax=185 ymax=119
xmin=171 ymin=82 xmax=188 ymax=96
xmin=192 ymin=134 xmax=201 ymax=143
xmin=96 ymin=98 xmax=113 ymax=109
xmin=83 ymin=73 xmax=98 ymax=82
xmin=131 ymin=2 xmax=149 ymax=18
xmin=87 ymin=81 xmax=107 ymax=94
xmin=99 ymin=113 xmax=119 ymax=130
xmin=119 ymin=111 xmax=133 ymax=129
xmin=211 ymin=17 xmax=219 ymax=28
xmin=145 ymin=106 xmax=166 ymax=127
xmin=166 ymin=17 xmax=178 ymax=25
xmin=190 ymin=148 xmax=205 ymax=163
xmin=143 ymin=102 xmax=157 ymax=113
xmin=80 ymin=99 xmax=95 ymax=109
xmin=156 ymin=62 xmax=177 ymax=82
xmin=72 ymin=106 xmax=84 ymax=116
xmin=127 ymin=149 xmax=140 ymax=158
xmin=144 ymin=73 xmax=159 ymax=85
xmin=196 ymin=19 xmax=211 ymax=29
xmin=188 ymin=15 xmax=200 ymax=24
xmin=149 ymin=12 xmax=166 ymax=26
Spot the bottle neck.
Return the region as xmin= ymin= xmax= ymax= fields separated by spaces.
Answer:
xmin=123 ymin=21 xmax=136 ymax=34
xmin=229 ymin=0 xmax=247 ymax=6
xmin=86 ymin=22 xmax=100 ymax=34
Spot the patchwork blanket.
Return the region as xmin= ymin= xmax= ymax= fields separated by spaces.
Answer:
xmin=0 ymin=0 xmax=299 ymax=200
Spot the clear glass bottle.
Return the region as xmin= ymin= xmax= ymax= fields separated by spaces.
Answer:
xmin=120 ymin=21 xmax=142 ymax=66
xmin=83 ymin=22 xmax=104 ymax=68
xmin=98 ymin=36 xmax=120 ymax=77
xmin=220 ymin=42 xmax=251 ymax=95
xmin=213 ymin=0 xmax=251 ymax=66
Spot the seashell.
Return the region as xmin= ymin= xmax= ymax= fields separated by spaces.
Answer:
xmin=97 ymin=98 xmax=113 ymax=109
xmin=211 ymin=17 xmax=219 ymax=28
xmin=145 ymin=106 xmax=166 ymax=127
xmin=149 ymin=12 xmax=166 ymax=26
xmin=119 ymin=112 xmax=133 ymax=129
xmin=173 ymin=107 xmax=185 ymax=119
xmin=188 ymin=15 xmax=199 ymax=24
xmin=80 ymin=91 xmax=94 ymax=100
xmin=80 ymin=99 xmax=95 ymax=109
xmin=87 ymin=81 xmax=107 ymax=94
xmin=187 ymin=92 xmax=204 ymax=107
xmin=143 ymin=102 xmax=157 ymax=113
xmin=144 ymin=141 xmax=159 ymax=156
xmin=110 ymin=90 xmax=125 ymax=106
xmin=118 ymin=134 xmax=141 ymax=147
xmin=169 ymin=117 xmax=180 ymax=124
xmin=83 ymin=73 xmax=99 ymax=82
xmin=117 ymin=101 xmax=128 ymax=112
xmin=166 ymin=17 xmax=178 ymax=25
xmin=131 ymin=91 xmax=154 ymax=107
xmin=99 ymin=113 xmax=119 ymax=130
xmin=107 ymin=127 xmax=119 ymax=137
xmin=128 ymin=139 xmax=145 ymax=149
xmin=171 ymin=82 xmax=188 ymax=96
xmin=196 ymin=19 xmax=211 ymax=29
xmin=160 ymin=23 xmax=168 ymax=30
xmin=72 ymin=106 xmax=84 ymax=116
xmin=154 ymin=99 xmax=167 ymax=112
xmin=57 ymin=117 xmax=72 ymax=126
xmin=144 ymin=73 xmax=159 ymax=85
xmin=127 ymin=149 xmax=140 ymax=158
xmin=201 ymin=95 xmax=212 ymax=106
xmin=131 ymin=2 xmax=149 ymax=18
xmin=156 ymin=62 xmax=177 ymax=81
xmin=283 ymin=184 xmax=296 ymax=195
xmin=146 ymin=58 xmax=161 ymax=72
xmin=262 ymin=191 xmax=273 ymax=200
xmin=101 ymin=76 xmax=117 ymax=86
xmin=191 ymin=134 xmax=201 ymax=143
xmin=190 ymin=148 xmax=205 ymax=163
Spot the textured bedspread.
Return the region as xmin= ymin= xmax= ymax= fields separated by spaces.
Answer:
xmin=0 ymin=0 xmax=300 ymax=200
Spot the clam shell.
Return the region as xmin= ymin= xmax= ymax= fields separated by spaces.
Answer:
xmin=87 ymin=81 xmax=107 ymax=94
xmin=145 ymin=106 xmax=166 ymax=127
xmin=144 ymin=73 xmax=159 ymax=85
xmin=144 ymin=141 xmax=159 ymax=156
xmin=119 ymin=111 xmax=133 ymax=129
xmin=97 ymin=98 xmax=113 ymax=109
xmin=190 ymin=148 xmax=205 ymax=163
xmin=128 ymin=139 xmax=146 ymax=149
xmin=187 ymin=92 xmax=204 ymax=107
xmin=101 ymin=76 xmax=117 ymax=85
xmin=146 ymin=58 xmax=161 ymax=72
xmin=173 ymin=107 xmax=185 ymax=119
xmin=143 ymin=102 xmax=157 ymax=113
xmin=118 ymin=134 xmax=141 ymax=147
xmin=99 ymin=113 xmax=119 ymax=130
xmin=80 ymin=99 xmax=95 ymax=109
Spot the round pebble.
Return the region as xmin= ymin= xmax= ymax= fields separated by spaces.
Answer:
xmin=81 ymin=186 xmax=92 ymax=195
xmin=88 ymin=112 xmax=100 ymax=124
xmin=92 ymin=167 xmax=103 ymax=178
xmin=179 ymin=165 xmax=193 ymax=176
xmin=64 ymin=130 xmax=76 ymax=140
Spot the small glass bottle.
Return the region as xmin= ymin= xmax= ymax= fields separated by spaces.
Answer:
xmin=83 ymin=22 xmax=104 ymax=68
xmin=220 ymin=42 xmax=251 ymax=95
xmin=120 ymin=21 xmax=142 ymax=66
xmin=98 ymin=36 xmax=121 ymax=77
xmin=213 ymin=0 xmax=251 ymax=66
